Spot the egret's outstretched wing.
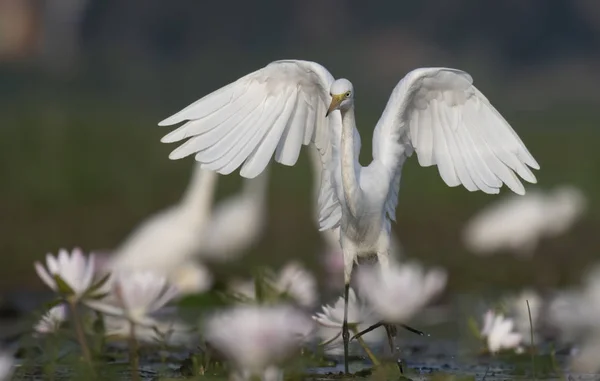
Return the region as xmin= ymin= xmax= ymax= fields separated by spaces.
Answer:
xmin=159 ymin=60 xmax=345 ymax=230
xmin=373 ymin=68 xmax=539 ymax=202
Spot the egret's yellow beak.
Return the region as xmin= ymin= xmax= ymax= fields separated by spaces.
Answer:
xmin=326 ymin=94 xmax=344 ymax=117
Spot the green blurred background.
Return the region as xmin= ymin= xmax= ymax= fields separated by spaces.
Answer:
xmin=0 ymin=0 xmax=598 ymax=294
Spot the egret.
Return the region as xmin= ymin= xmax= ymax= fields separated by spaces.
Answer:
xmin=108 ymin=162 xmax=269 ymax=292
xmin=463 ymin=185 xmax=586 ymax=257
xmin=107 ymin=164 xmax=218 ymax=292
xmin=199 ymin=167 xmax=269 ymax=262
xmin=158 ymin=59 xmax=540 ymax=372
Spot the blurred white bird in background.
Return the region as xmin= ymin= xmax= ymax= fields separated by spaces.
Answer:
xmin=462 ymin=184 xmax=586 ymax=257
xmin=158 ymin=59 xmax=539 ymax=372
xmin=107 ymin=164 xmax=218 ymax=292
xmin=198 ymin=167 xmax=269 ymax=262
xmin=107 ymin=162 xmax=270 ymax=294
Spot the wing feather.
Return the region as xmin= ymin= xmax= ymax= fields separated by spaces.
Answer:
xmin=372 ymin=67 xmax=539 ymax=209
xmin=195 ymin=100 xmax=266 ymax=163
xmin=209 ymin=92 xmax=287 ymax=175
xmin=431 ymin=100 xmax=460 ymax=187
xmin=159 ymin=60 xmax=347 ymax=230
xmin=241 ymin=89 xmax=299 ymax=177
xmin=275 ymin=95 xmax=308 ymax=165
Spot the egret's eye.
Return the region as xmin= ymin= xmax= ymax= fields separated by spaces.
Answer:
xmin=345 ymin=91 xmax=351 ymax=98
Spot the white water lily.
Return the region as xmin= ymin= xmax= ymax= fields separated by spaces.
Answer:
xmin=34 ymin=304 xmax=68 ymax=334
xmin=481 ymin=310 xmax=523 ymax=353
xmin=356 ymin=262 xmax=447 ymax=323
xmin=34 ymin=248 xmax=98 ymax=300
xmin=275 ymin=262 xmax=318 ymax=308
xmin=313 ymin=288 xmax=384 ymax=354
xmin=86 ymin=270 xmax=179 ymax=326
xmin=204 ymin=305 xmax=314 ymax=377
xmin=227 ymin=262 xmax=317 ymax=307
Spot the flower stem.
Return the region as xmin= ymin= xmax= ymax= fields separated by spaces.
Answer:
xmin=129 ymin=320 xmax=141 ymax=381
xmin=351 ymin=327 xmax=381 ymax=366
xmin=67 ymin=299 xmax=93 ymax=369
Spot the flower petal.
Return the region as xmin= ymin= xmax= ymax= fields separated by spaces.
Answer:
xmin=85 ymin=299 xmax=126 ymax=318
xmin=34 ymin=262 xmax=57 ymax=291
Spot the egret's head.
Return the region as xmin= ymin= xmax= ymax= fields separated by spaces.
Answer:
xmin=326 ymin=79 xmax=354 ymax=117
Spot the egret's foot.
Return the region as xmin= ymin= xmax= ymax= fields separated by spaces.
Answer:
xmin=350 ymin=322 xmax=425 ymax=341
xmin=399 ymin=323 xmax=425 ymax=336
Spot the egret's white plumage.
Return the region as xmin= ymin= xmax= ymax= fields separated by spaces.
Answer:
xmin=158 ymin=59 xmax=539 ymax=371
xmin=463 ymin=185 xmax=586 ymax=256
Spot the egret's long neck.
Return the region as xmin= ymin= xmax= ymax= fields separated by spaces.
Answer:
xmin=340 ymin=105 xmax=363 ymax=216
xmin=180 ymin=164 xmax=219 ymax=226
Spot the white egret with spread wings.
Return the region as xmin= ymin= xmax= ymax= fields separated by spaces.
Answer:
xmin=158 ymin=59 xmax=540 ymax=372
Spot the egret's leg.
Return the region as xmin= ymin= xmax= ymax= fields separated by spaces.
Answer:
xmin=342 ymin=282 xmax=350 ymax=374
xmin=342 ymin=255 xmax=354 ymax=375
xmin=384 ymin=324 xmax=403 ymax=374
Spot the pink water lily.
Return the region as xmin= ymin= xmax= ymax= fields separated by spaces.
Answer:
xmin=275 ymin=262 xmax=318 ymax=308
xmin=204 ymin=305 xmax=314 ymax=377
xmin=356 ymin=262 xmax=447 ymax=323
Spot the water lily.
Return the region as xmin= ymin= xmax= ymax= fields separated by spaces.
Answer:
xmin=33 ymin=304 xmax=68 ymax=335
xmin=86 ymin=270 xmax=179 ymax=326
xmin=204 ymin=305 xmax=314 ymax=378
xmin=480 ymin=310 xmax=523 ymax=353
xmin=356 ymin=262 xmax=447 ymax=323
xmin=275 ymin=262 xmax=317 ymax=308
xmin=313 ymin=288 xmax=384 ymax=355
xmin=227 ymin=262 xmax=317 ymax=307
xmin=34 ymin=248 xmax=107 ymax=366
xmin=34 ymin=248 xmax=102 ymax=301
